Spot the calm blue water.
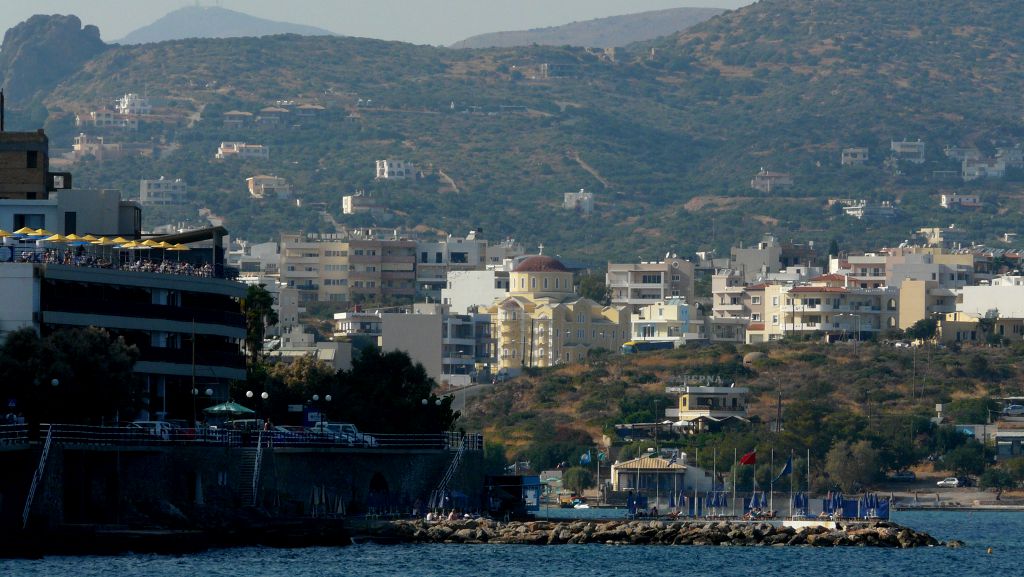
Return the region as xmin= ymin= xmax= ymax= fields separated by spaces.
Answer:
xmin=1 ymin=511 xmax=1016 ymax=577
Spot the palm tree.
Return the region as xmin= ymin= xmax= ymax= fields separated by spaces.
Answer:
xmin=244 ymin=284 xmax=278 ymax=369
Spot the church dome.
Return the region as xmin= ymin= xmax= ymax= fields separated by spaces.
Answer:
xmin=514 ymin=255 xmax=568 ymax=273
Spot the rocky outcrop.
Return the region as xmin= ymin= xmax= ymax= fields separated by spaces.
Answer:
xmin=369 ymin=519 xmax=945 ymax=548
xmin=0 ymin=14 xmax=108 ymax=102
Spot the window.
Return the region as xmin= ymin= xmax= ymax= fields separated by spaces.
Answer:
xmin=772 ymin=296 xmax=779 ymax=306
xmin=641 ymin=274 xmax=661 ymax=284
xmin=435 ymin=252 xmax=443 ymax=263
xmin=13 ymin=214 xmax=44 ymax=230
xmin=672 ymin=274 xmax=680 ymax=281
xmin=543 ymin=278 xmax=548 ymax=289
xmin=772 ymin=314 xmax=779 ymax=325
xmin=420 ymin=251 xmax=428 ymax=263
xmin=531 ymin=278 xmax=536 ymax=288
xmin=27 ymin=151 xmax=38 ymax=168
xmin=752 ymin=296 xmax=761 ymax=305
xmin=64 ymin=212 xmax=77 ymax=235
xmin=752 ymin=313 xmax=761 ymax=321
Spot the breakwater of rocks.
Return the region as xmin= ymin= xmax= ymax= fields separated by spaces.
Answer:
xmin=367 ymin=518 xmax=957 ymax=548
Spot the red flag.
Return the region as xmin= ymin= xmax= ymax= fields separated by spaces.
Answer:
xmin=739 ymin=449 xmax=757 ymax=465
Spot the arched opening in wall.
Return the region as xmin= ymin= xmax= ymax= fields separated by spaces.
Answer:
xmin=368 ymin=472 xmax=390 ymax=514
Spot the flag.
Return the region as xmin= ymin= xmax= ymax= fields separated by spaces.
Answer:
xmin=667 ymin=450 xmax=678 ymax=466
xmin=580 ymin=449 xmax=591 ymax=465
xmin=772 ymin=455 xmax=792 ymax=484
xmin=597 ymin=451 xmax=607 ymax=462
xmin=739 ymin=449 xmax=757 ymax=465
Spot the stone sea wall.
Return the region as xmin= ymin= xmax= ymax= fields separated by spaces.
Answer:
xmin=372 ymin=518 xmax=957 ymax=548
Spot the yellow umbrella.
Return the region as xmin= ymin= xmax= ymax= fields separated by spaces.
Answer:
xmin=32 ymin=228 xmax=53 ymax=237
xmin=141 ymin=239 xmax=160 ymax=247
xmin=91 ymin=236 xmax=114 ymax=245
xmin=82 ymin=234 xmax=98 ymax=241
xmin=44 ymin=234 xmax=69 ymax=243
xmin=64 ymin=233 xmax=83 ymax=241
xmin=168 ymin=243 xmax=191 ymax=251
xmin=14 ymin=227 xmax=34 ymax=235
xmin=0 ymin=229 xmax=11 ymax=238
xmin=155 ymin=241 xmax=174 ymax=249
xmin=112 ymin=236 xmax=130 ymax=244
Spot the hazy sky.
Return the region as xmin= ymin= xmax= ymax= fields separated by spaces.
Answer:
xmin=0 ymin=1 xmax=753 ymax=46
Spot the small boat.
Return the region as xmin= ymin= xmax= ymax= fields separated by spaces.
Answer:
xmin=573 ymin=502 xmax=590 ymax=509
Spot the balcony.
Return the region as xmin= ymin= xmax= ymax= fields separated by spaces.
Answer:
xmin=42 ymin=298 xmax=244 ymax=328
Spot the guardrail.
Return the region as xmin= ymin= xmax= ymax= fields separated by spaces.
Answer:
xmin=14 ymin=424 xmax=482 ymax=451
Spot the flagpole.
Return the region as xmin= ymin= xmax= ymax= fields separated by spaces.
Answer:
xmin=770 ymin=448 xmax=774 ymax=514
xmin=732 ymin=448 xmax=737 ymax=517
xmin=596 ymin=448 xmax=600 ymax=506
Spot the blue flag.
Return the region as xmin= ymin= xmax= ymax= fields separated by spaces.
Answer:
xmin=580 ymin=449 xmax=591 ymax=465
xmin=772 ymin=455 xmax=793 ymax=484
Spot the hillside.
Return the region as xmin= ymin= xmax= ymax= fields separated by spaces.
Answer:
xmin=450 ymin=7 xmax=723 ymax=49
xmin=4 ymin=0 xmax=1024 ymax=261
xmin=116 ymin=6 xmax=336 ymax=44
xmin=460 ymin=341 xmax=1024 ymax=476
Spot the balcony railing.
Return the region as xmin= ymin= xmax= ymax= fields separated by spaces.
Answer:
xmin=6 ymin=424 xmax=481 ymax=451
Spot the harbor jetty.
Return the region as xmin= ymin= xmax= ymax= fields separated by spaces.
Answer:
xmin=366 ymin=518 xmax=953 ymax=548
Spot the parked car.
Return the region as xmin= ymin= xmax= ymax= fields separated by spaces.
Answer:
xmin=889 ymin=470 xmax=917 ymax=482
xmin=312 ymin=422 xmax=378 ymax=447
xmin=1002 ymin=405 xmax=1024 ymax=416
xmin=936 ymin=477 xmax=960 ymax=488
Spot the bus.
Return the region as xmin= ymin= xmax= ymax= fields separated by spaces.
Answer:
xmin=620 ymin=340 xmax=676 ymax=354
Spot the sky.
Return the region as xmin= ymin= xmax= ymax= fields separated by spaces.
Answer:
xmin=0 ymin=0 xmax=753 ymax=46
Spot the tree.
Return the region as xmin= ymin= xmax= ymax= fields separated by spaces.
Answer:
xmin=828 ymin=238 xmax=840 ymax=257
xmin=905 ymin=318 xmax=938 ymax=341
xmin=562 ymin=466 xmax=594 ymax=495
xmin=979 ymin=468 xmax=1015 ymax=491
xmin=243 ymin=284 xmax=278 ymax=368
xmin=824 ymin=439 xmax=880 ymax=491
xmin=331 ymin=348 xmax=458 ymax=434
xmin=943 ymin=442 xmax=985 ymax=477
xmin=0 ymin=327 xmax=140 ymax=425
xmin=577 ymin=273 xmax=609 ymax=304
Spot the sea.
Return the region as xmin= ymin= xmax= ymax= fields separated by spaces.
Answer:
xmin=1 ymin=510 xmax=1016 ymax=577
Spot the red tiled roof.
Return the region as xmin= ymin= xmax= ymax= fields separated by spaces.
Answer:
xmin=791 ymin=286 xmax=847 ymax=293
xmin=810 ymin=273 xmax=847 ymax=282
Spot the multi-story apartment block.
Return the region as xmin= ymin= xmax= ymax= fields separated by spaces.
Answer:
xmin=841 ymin=147 xmax=868 ymax=166
xmin=442 ymin=270 xmax=511 ymax=314
xmin=666 ymin=384 xmax=749 ymax=433
xmin=279 ymin=232 xmax=416 ymax=304
xmin=246 ymin=174 xmax=291 ymax=199
xmin=996 ymin=145 xmax=1024 ymax=168
xmin=375 ymin=159 xmax=414 ymax=179
xmin=139 ymin=177 xmax=187 ymax=205
xmin=747 ymin=275 xmax=899 ymax=343
xmin=607 ymin=257 xmax=695 ymax=311
xmin=830 ymin=253 xmax=888 ymax=288
xmin=216 ymin=142 xmax=269 ymax=160
xmin=0 ymin=129 xmax=62 ymax=201
xmin=484 ymin=238 xmax=527 ymax=268
xmin=890 ymin=139 xmax=926 ymax=164
xmin=488 ymin=255 xmax=629 ymax=374
xmin=629 ymin=298 xmax=706 ymax=345
xmin=709 ymin=269 xmax=750 ymax=342
xmin=416 ymin=230 xmax=489 ymax=300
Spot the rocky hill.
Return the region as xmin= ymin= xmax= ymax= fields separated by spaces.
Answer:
xmin=0 ymin=14 xmax=107 ymax=102
xmin=450 ymin=7 xmax=723 ymax=49
xmin=4 ymin=0 xmax=1024 ymax=259
xmin=116 ymin=6 xmax=335 ymax=44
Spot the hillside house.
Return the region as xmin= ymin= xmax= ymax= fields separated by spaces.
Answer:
xmin=256 ymin=106 xmax=290 ymax=127
xmin=996 ymin=145 xmax=1024 ymax=168
xmin=962 ymin=158 xmax=1005 ymax=181
xmin=342 ymin=191 xmax=382 ymax=214
xmin=76 ymin=108 xmax=138 ymax=131
xmin=750 ymin=169 xmax=793 ymax=193
xmin=841 ymin=147 xmax=868 ymax=166
xmin=940 ymin=192 xmax=982 ymax=209
xmin=116 ymin=93 xmax=151 ymax=116
xmin=72 ymin=133 xmax=123 ymax=162
xmin=223 ymin=110 xmax=253 ymax=127
xmin=216 ymin=142 xmax=269 ymax=160
xmin=246 ymin=175 xmax=291 ymax=199
xmin=891 ymin=140 xmax=926 ymax=164
xmin=375 ymin=159 xmax=415 ymax=180
xmin=943 ymin=146 xmax=982 ymax=162
xmin=139 ymin=177 xmax=187 ymax=205
xmin=563 ymin=188 xmax=594 ymax=214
